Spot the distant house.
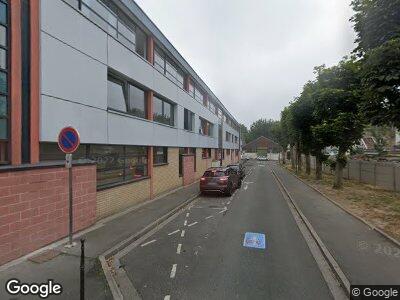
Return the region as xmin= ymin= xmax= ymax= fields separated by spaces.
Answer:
xmin=242 ymin=136 xmax=281 ymax=155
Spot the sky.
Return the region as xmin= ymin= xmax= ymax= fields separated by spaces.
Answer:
xmin=135 ymin=0 xmax=357 ymax=128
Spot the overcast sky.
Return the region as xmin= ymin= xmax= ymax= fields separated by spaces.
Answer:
xmin=135 ymin=0 xmax=356 ymax=127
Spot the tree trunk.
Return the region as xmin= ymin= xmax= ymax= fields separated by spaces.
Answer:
xmin=290 ymin=146 xmax=295 ymax=170
xmin=296 ymin=143 xmax=302 ymax=173
xmin=315 ymin=155 xmax=322 ymax=180
xmin=333 ymin=149 xmax=346 ymax=189
xmin=305 ymin=154 xmax=311 ymax=175
xmin=281 ymin=150 xmax=286 ymax=164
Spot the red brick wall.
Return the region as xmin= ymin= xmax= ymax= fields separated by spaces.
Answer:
xmin=0 ymin=164 xmax=96 ymax=265
xmin=182 ymin=155 xmax=195 ymax=186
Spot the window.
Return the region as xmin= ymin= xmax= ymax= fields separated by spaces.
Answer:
xmin=184 ymin=109 xmax=194 ymax=131
xmin=154 ymin=47 xmax=165 ymax=73
xmin=202 ymin=148 xmax=211 ymax=159
xmin=194 ymin=86 xmax=203 ymax=102
xmin=226 ymin=131 xmax=231 ymax=142
xmin=89 ymin=144 xmax=148 ymax=187
xmin=153 ymin=96 xmax=174 ymax=126
xmin=135 ymin=27 xmax=147 ymax=58
xmin=227 ymin=149 xmax=231 ymax=156
xmin=128 ymin=84 xmax=146 ymax=118
xmin=199 ymin=118 xmax=213 ymax=137
xmin=154 ymin=147 xmax=168 ymax=165
xmin=176 ymin=70 xmax=184 ymax=89
xmin=107 ymin=77 xmax=126 ymax=112
xmin=0 ymin=0 xmax=8 ymax=164
xmin=166 ymin=59 xmax=177 ymax=82
xmin=188 ymin=80 xmax=194 ymax=97
xmin=209 ymin=101 xmax=215 ymax=114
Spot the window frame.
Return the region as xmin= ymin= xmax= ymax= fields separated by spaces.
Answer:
xmin=0 ymin=0 xmax=9 ymax=164
xmin=153 ymin=95 xmax=175 ymax=127
xmin=153 ymin=146 xmax=168 ymax=165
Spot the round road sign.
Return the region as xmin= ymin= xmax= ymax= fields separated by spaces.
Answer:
xmin=58 ymin=126 xmax=80 ymax=154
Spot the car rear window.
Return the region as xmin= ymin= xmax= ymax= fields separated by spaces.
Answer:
xmin=203 ymin=170 xmax=226 ymax=177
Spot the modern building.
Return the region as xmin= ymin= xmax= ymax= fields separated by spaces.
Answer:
xmin=0 ymin=0 xmax=240 ymax=265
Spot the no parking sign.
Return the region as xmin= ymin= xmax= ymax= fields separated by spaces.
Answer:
xmin=58 ymin=126 xmax=80 ymax=154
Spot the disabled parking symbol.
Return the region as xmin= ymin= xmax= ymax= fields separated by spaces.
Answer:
xmin=243 ymin=232 xmax=266 ymax=249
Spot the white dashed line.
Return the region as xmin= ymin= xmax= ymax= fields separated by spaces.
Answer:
xmin=181 ymin=230 xmax=185 ymax=237
xmin=227 ymin=201 xmax=231 ymax=205
xmin=177 ymin=243 xmax=182 ymax=254
xmin=164 ymin=296 xmax=170 ymax=300
xmin=186 ymin=213 xmax=190 ymax=218
xmin=168 ymin=229 xmax=180 ymax=236
xmin=170 ymin=264 xmax=177 ymax=278
xmin=187 ymin=221 xmax=198 ymax=227
xmin=205 ymin=215 xmax=213 ymax=219
xmin=218 ymin=209 xmax=227 ymax=214
xmin=140 ymin=239 xmax=156 ymax=247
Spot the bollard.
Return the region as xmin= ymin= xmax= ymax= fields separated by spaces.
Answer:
xmin=80 ymin=239 xmax=85 ymax=300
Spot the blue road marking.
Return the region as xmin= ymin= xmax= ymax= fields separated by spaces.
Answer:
xmin=243 ymin=232 xmax=266 ymax=249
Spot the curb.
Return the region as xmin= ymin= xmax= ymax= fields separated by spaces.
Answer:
xmin=271 ymin=170 xmax=350 ymax=296
xmin=280 ymin=165 xmax=400 ymax=248
xmin=99 ymin=192 xmax=200 ymax=299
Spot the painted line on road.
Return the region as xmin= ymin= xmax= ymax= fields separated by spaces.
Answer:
xmin=164 ymin=296 xmax=170 ymax=300
xmin=218 ymin=208 xmax=228 ymax=214
xmin=170 ymin=264 xmax=177 ymax=278
xmin=184 ymin=220 xmax=187 ymax=226
xmin=140 ymin=239 xmax=156 ymax=247
xmin=181 ymin=230 xmax=185 ymax=237
xmin=227 ymin=201 xmax=231 ymax=205
xmin=177 ymin=243 xmax=182 ymax=254
xmin=244 ymin=185 xmax=248 ymax=190
xmin=168 ymin=229 xmax=180 ymax=236
xmin=205 ymin=215 xmax=213 ymax=219
xmin=186 ymin=212 xmax=190 ymax=218
xmin=188 ymin=221 xmax=198 ymax=227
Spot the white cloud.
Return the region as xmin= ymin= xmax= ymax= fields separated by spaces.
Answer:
xmin=134 ymin=0 xmax=356 ymax=127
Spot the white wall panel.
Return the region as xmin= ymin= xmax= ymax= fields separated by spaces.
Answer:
xmin=41 ymin=34 xmax=108 ymax=109
xmin=40 ymin=95 xmax=108 ymax=144
xmin=41 ymin=0 xmax=108 ymax=64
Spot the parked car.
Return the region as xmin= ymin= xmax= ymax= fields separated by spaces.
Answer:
xmin=257 ymin=156 xmax=268 ymax=161
xmin=227 ymin=163 xmax=245 ymax=182
xmin=200 ymin=167 xmax=240 ymax=196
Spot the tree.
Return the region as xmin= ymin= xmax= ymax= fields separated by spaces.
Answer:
xmin=359 ymin=39 xmax=400 ymax=129
xmin=351 ymin=0 xmax=400 ymax=129
xmin=312 ymin=59 xmax=365 ymax=188
xmin=239 ymin=124 xmax=249 ymax=144
xmin=246 ymin=119 xmax=281 ymax=143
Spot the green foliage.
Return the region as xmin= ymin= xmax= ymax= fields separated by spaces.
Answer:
xmin=311 ymin=59 xmax=365 ymax=154
xmin=351 ymin=0 xmax=400 ymax=54
xmin=239 ymin=123 xmax=249 ymax=143
xmin=359 ymin=38 xmax=400 ymax=129
xmin=246 ymin=118 xmax=281 ymax=144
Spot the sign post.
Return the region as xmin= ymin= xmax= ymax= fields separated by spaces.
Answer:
xmin=58 ymin=126 xmax=80 ymax=247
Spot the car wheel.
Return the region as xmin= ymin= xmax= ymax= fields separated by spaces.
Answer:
xmin=225 ymin=184 xmax=232 ymax=196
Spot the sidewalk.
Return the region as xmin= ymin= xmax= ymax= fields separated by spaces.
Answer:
xmin=0 ymin=182 xmax=199 ymax=300
xmin=271 ymin=164 xmax=400 ymax=285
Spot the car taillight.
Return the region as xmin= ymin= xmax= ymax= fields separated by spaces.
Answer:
xmin=200 ymin=177 xmax=206 ymax=182
xmin=219 ymin=176 xmax=228 ymax=183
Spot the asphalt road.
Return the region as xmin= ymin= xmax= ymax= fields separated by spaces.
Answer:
xmin=120 ymin=161 xmax=333 ymax=299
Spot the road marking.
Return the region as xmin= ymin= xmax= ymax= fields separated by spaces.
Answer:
xmin=205 ymin=215 xmax=213 ymax=219
xmin=140 ymin=239 xmax=156 ymax=247
xmin=186 ymin=213 xmax=190 ymax=218
xmin=218 ymin=208 xmax=228 ymax=214
xmin=170 ymin=264 xmax=177 ymax=278
xmin=188 ymin=221 xmax=198 ymax=227
xmin=181 ymin=230 xmax=185 ymax=237
xmin=168 ymin=229 xmax=180 ymax=236
xmin=177 ymin=243 xmax=182 ymax=254
xmin=243 ymin=232 xmax=266 ymax=249
xmin=227 ymin=201 xmax=231 ymax=205
xmin=244 ymin=185 xmax=248 ymax=190
xmin=184 ymin=220 xmax=187 ymax=226
xmin=164 ymin=296 xmax=170 ymax=300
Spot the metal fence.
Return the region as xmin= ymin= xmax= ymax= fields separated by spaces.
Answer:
xmin=307 ymin=156 xmax=400 ymax=192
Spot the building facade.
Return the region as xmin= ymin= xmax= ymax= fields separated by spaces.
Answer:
xmin=0 ymin=0 xmax=240 ymax=265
